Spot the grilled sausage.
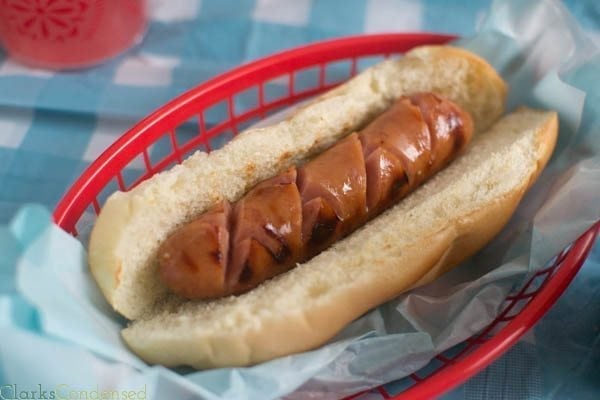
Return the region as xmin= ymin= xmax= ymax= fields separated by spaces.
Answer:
xmin=158 ymin=93 xmax=474 ymax=299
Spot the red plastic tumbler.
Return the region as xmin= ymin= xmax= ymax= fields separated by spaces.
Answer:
xmin=0 ymin=0 xmax=147 ymax=69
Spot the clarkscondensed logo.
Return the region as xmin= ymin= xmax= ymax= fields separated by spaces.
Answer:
xmin=0 ymin=384 xmax=147 ymax=400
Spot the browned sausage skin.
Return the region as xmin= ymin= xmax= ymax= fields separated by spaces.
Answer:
xmin=158 ymin=93 xmax=473 ymax=299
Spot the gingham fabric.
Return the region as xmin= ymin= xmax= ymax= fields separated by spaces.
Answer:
xmin=0 ymin=1 xmax=598 ymax=399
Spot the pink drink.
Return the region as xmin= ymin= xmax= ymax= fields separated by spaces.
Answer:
xmin=0 ymin=0 xmax=147 ymax=69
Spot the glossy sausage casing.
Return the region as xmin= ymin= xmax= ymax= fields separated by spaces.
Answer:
xmin=158 ymin=93 xmax=474 ymax=299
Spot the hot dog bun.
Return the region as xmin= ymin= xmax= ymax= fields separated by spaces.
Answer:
xmin=89 ymin=45 xmax=507 ymax=320
xmin=122 ymin=108 xmax=558 ymax=368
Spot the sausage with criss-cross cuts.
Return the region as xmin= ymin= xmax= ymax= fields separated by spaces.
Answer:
xmin=158 ymin=92 xmax=474 ymax=300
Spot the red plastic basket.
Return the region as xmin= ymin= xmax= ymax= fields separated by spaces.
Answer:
xmin=53 ymin=34 xmax=599 ymax=399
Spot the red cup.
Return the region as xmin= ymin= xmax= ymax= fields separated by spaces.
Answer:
xmin=0 ymin=0 xmax=147 ymax=69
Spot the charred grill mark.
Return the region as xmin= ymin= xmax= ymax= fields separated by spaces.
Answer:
xmin=273 ymin=244 xmax=291 ymax=264
xmin=309 ymin=216 xmax=339 ymax=247
xmin=391 ymin=172 xmax=409 ymax=195
xmin=239 ymin=263 xmax=253 ymax=283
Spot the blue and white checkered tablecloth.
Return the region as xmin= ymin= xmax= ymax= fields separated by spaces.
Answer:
xmin=0 ymin=0 xmax=598 ymax=399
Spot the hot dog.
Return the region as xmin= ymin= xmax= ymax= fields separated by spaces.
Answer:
xmin=88 ymin=46 xmax=558 ymax=369
xmin=158 ymin=93 xmax=473 ymax=299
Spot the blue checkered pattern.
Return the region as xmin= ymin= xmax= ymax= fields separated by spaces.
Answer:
xmin=0 ymin=1 xmax=598 ymax=398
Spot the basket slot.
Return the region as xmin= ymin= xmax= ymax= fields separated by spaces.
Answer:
xmin=324 ymin=59 xmax=353 ymax=85
xmin=147 ymin=133 xmax=175 ymax=169
xmin=521 ymin=268 xmax=554 ymax=293
xmin=381 ymin=377 xmax=417 ymax=399
xmin=553 ymin=248 xmax=570 ymax=266
xmin=412 ymin=357 xmax=448 ymax=383
xmin=478 ymin=309 xmax=516 ymax=338
xmin=504 ymin=268 xmax=556 ymax=301
xmin=377 ymin=386 xmax=392 ymax=399
xmin=467 ymin=336 xmax=488 ymax=345
xmin=293 ymin=66 xmax=320 ymax=94
xmin=175 ymin=114 xmax=204 ymax=154
xmin=318 ymin=63 xmax=326 ymax=88
xmin=263 ymin=75 xmax=290 ymax=104
xmin=181 ymin=145 xmax=208 ymax=163
xmin=96 ymin=177 xmax=121 ymax=210
xmin=288 ymin=72 xmax=295 ymax=96
xmin=350 ymin=57 xmax=358 ymax=77
xmin=209 ymin=129 xmax=234 ymax=152
xmin=129 ymin=173 xmax=152 ymax=191
xmin=172 ymin=119 xmax=232 ymax=154
xmin=506 ymin=289 xmax=542 ymax=301
xmin=436 ymin=336 xmax=487 ymax=366
xmin=169 ymin=134 xmax=208 ymax=164
xmin=233 ymin=86 xmax=260 ymax=119
xmin=258 ymin=83 xmax=266 ymax=118
xmin=442 ymin=341 xmax=470 ymax=359
xmin=203 ymin=120 xmax=238 ymax=142
xmin=434 ymin=354 xmax=454 ymax=365
xmin=151 ymin=156 xmax=180 ymax=177
xmin=120 ymin=153 xmax=148 ymax=190
xmin=488 ymin=267 xmax=556 ymax=323
xmin=356 ymin=55 xmax=386 ymax=73
xmin=535 ymin=264 xmax=556 ymax=276
xmin=497 ymin=315 xmax=518 ymax=323
xmin=470 ymin=319 xmax=505 ymax=344
xmin=203 ymin=100 xmax=229 ymax=128
xmin=236 ymin=116 xmax=262 ymax=133
xmin=124 ymin=152 xmax=155 ymax=190
xmin=494 ymin=273 xmax=556 ymax=323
